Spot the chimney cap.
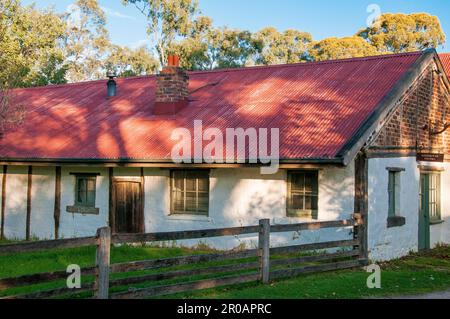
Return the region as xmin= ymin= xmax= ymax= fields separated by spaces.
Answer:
xmin=167 ymin=54 xmax=180 ymax=67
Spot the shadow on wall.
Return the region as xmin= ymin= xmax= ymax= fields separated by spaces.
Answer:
xmin=2 ymin=167 xmax=28 ymax=240
xmin=210 ymin=166 xmax=355 ymax=248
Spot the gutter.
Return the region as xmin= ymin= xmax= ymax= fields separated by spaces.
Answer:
xmin=0 ymin=157 xmax=345 ymax=167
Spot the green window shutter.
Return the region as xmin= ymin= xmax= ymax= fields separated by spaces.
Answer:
xmin=388 ymin=172 xmax=395 ymax=217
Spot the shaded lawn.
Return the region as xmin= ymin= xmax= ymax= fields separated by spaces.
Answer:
xmin=0 ymin=245 xmax=215 ymax=298
xmin=166 ymin=267 xmax=450 ymax=299
xmin=0 ymin=243 xmax=449 ymax=299
xmin=166 ymin=246 xmax=450 ymax=299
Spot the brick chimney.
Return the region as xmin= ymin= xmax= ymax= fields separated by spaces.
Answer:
xmin=154 ymin=55 xmax=189 ymax=115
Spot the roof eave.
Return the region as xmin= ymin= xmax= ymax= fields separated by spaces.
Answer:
xmin=0 ymin=157 xmax=345 ymax=167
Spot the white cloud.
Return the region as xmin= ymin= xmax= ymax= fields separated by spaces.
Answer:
xmin=101 ymin=6 xmax=136 ymax=21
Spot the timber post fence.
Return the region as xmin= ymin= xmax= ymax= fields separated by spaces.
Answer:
xmin=0 ymin=216 xmax=364 ymax=299
xmin=258 ymin=219 xmax=270 ymax=284
xmin=94 ymin=227 xmax=111 ymax=299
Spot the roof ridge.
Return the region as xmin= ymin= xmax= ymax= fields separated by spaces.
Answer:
xmin=12 ymin=74 xmax=158 ymax=92
xmin=187 ymin=51 xmax=424 ymax=75
xmin=11 ymin=51 xmax=425 ymax=92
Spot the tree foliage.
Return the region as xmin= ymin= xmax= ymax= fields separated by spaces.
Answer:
xmin=63 ymin=0 xmax=111 ymax=82
xmin=309 ymin=36 xmax=379 ymax=61
xmin=0 ymin=87 xmax=24 ymax=138
xmin=106 ymin=45 xmax=159 ymax=77
xmin=122 ymin=0 xmax=199 ymax=65
xmin=0 ymin=0 xmax=67 ymax=88
xmin=1 ymin=1 xmax=448 ymax=86
xmin=171 ymin=16 xmax=262 ymax=70
xmin=255 ymin=27 xmax=312 ymax=65
xmin=357 ymin=13 xmax=446 ymax=53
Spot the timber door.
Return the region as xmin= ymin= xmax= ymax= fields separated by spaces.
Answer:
xmin=113 ymin=180 xmax=144 ymax=234
xmin=419 ymin=174 xmax=431 ymax=251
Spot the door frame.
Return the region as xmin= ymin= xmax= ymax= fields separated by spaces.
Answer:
xmin=110 ymin=176 xmax=145 ymax=234
xmin=419 ymin=173 xmax=431 ymax=251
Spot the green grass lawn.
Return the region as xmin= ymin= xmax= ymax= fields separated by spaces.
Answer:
xmin=0 ymin=243 xmax=449 ymax=299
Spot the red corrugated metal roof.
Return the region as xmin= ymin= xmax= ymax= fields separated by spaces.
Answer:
xmin=0 ymin=52 xmax=423 ymax=162
xmin=439 ymin=53 xmax=450 ymax=78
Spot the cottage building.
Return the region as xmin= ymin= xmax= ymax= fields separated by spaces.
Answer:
xmin=1 ymin=49 xmax=450 ymax=261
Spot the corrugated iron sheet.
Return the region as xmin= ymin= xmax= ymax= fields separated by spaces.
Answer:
xmin=439 ymin=53 xmax=450 ymax=78
xmin=0 ymin=52 xmax=423 ymax=161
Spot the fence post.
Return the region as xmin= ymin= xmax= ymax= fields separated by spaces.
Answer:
xmin=353 ymin=213 xmax=367 ymax=263
xmin=258 ymin=219 xmax=270 ymax=284
xmin=95 ymin=227 xmax=111 ymax=299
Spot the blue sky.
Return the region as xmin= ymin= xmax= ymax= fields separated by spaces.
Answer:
xmin=25 ymin=0 xmax=450 ymax=52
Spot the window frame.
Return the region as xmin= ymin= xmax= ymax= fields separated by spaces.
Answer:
xmin=66 ymin=173 xmax=100 ymax=215
xmin=386 ymin=168 xmax=406 ymax=228
xmin=74 ymin=175 xmax=97 ymax=208
xmin=388 ymin=170 xmax=401 ymax=218
xmin=170 ymin=170 xmax=210 ymax=216
xmin=286 ymin=170 xmax=319 ymax=219
xmin=428 ymin=172 xmax=442 ymax=222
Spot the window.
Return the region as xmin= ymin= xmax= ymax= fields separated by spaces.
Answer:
xmin=386 ymin=168 xmax=406 ymax=228
xmin=75 ymin=175 xmax=97 ymax=207
xmin=171 ymin=170 xmax=210 ymax=216
xmin=67 ymin=173 xmax=99 ymax=215
xmin=428 ymin=173 xmax=441 ymax=222
xmin=287 ymin=171 xmax=319 ymax=219
xmin=388 ymin=171 xmax=401 ymax=217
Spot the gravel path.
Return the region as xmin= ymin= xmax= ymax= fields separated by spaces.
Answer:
xmin=385 ymin=290 xmax=450 ymax=299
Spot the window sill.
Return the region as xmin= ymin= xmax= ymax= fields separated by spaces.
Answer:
xmin=66 ymin=206 xmax=100 ymax=215
xmin=430 ymin=219 xmax=445 ymax=225
xmin=274 ymin=217 xmax=319 ymax=225
xmin=167 ymin=214 xmax=212 ymax=223
xmin=287 ymin=210 xmax=318 ymax=219
xmin=387 ymin=216 xmax=406 ymax=228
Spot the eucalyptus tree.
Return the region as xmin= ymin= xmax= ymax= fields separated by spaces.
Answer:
xmin=106 ymin=45 xmax=159 ymax=77
xmin=122 ymin=0 xmax=199 ymax=66
xmin=309 ymin=36 xmax=379 ymax=61
xmin=357 ymin=13 xmax=446 ymax=53
xmin=0 ymin=0 xmax=67 ymax=87
xmin=171 ymin=16 xmax=262 ymax=70
xmin=254 ymin=27 xmax=312 ymax=65
xmin=63 ymin=0 xmax=111 ymax=82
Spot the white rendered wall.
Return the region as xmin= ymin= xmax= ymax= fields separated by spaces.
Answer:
xmin=1 ymin=164 xmax=355 ymax=250
xmin=368 ymin=157 xmax=421 ymax=261
xmin=30 ymin=167 xmax=56 ymax=240
xmin=59 ymin=167 xmax=109 ymax=238
xmin=142 ymin=165 xmax=355 ymax=250
xmin=430 ymin=162 xmax=450 ymax=247
xmin=3 ymin=166 xmax=28 ymax=239
xmin=3 ymin=159 xmax=447 ymax=261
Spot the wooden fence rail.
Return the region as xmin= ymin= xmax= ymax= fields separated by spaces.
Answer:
xmin=111 ymin=225 xmax=261 ymax=244
xmin=0 ymin=215 xmax=365 ymax=299
xmin=0 ymin=236 xmax=96 ymax=255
